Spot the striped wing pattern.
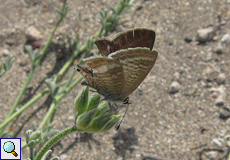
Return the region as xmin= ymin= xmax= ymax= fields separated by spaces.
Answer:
xmin=79 ymin=57 xmax=125 ymax=101
xmin=109 ymin=48 xmax=158 ymax=100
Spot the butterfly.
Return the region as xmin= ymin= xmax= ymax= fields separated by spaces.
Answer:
xmin=76 ymin=28 xmax=158 ymax=104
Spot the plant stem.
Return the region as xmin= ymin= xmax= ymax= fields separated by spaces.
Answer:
xmin=54 ymin=44 xmax=87 ymax=83
xmin=39 ymin=77 xmax=82 ymax=129
xmin=34 ymin=126 xmax=80 ymax=160
xmin=30 ymin=147 xmax=34 ymax=160
xmin=35 ymin=2 xmax=67 ymax=66
xmin=7 ymin=64 xmax=35 ymax=117
xmin=0 ymin=88 xmax=50 ymax=132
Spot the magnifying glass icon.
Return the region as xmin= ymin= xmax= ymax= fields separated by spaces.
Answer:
xmin=3 ymin=141 xmax=18 ymax=157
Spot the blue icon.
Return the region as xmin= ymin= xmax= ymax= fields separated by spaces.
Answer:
xmin=3 ymin=141 xmax=18 ymax=157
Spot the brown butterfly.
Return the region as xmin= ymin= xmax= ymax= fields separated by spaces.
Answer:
xmin=76 ymin=28 xmax=158 ymax=104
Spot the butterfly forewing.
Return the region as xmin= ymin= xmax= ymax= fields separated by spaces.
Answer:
xmin=82 ymin=57 xmax=125 ymax=100
xmin=94 ymin=28 xmax=155 ymax=56
xmin=113 ymin=28 xmax=155 ymax=51
xmin=109 ymin=48 xmax=158 ymax=100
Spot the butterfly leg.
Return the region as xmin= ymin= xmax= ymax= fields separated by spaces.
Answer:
xmin=116 ymin=102 xmax=130 ymax=130
xmin=108 ymin=102 xmax=119 ymax=113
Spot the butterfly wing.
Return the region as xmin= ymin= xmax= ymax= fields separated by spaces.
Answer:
xmin=77 ymin=57 xmax=125 ymax=101
xmin=109 ymin=47 xmax=158 ymax=100
xmin=94 ymin=28 xmax=155 ymax=56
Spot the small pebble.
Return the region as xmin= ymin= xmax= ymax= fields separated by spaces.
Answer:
xmin=19 ymin=59 xmax=29 ymax=67
xmin=220 ymin=33 xmax=230 ymax=45
xmin=184 ymin=35 xmax=193 ymax=43
xmin=68 ymin=115 xmax=74 ymax=121
xmin=5 ymin=39 xmax=15 ymax=46
xmin=206 ymin=151 xmax=217 ymax=160
xmin=211 ymin=91 xmax=219 ymax=98
xmin=196 ymin=26 xmax=216 ymax=43
xmin=210 ymin=87 xmax=226 ymax=96
xmin=215 ymin=95 xmax=224 ymax=106
xmin=213 ymin=44 xmax=224 ymax=55
xmin=216 ymin=87 xmax=226 ymax=95
xmin=219 ymin=108 xmax=230 ymax=120
xmin=59 ymin=154 xmax=69 ymax=160
xmin=2 ymin=49 xmax=10 ymax=57
xmin=216 ymin=73 xmax=226 ymax=84
xmin=173 ymin=72 xmax=180 ymax=81
xmin=201 ymin=81 xmax=207 ymax=88
xmin=25 ymin=26 xmax=42 ymax=41
xmin=169 ymin=81 xmax=180 ymax=93
xmin=212 ymin=138 xmax=224 ymax=147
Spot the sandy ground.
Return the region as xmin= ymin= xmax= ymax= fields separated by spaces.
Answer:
xmin=0 ymin=0 xmax=230 ymax=159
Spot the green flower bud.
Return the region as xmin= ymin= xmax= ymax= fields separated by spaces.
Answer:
xmin=26 ymin=130 xmax=33 ymax=144
xmin=76 ymin=108 xmax=98 ymax=130
xmin=75 ymin=111 xmax=79 ymax=126
xmin=27 ymin=141 xmax=35 ymax=148
xmin=86 ymin=113 xmax=113 ymax=133
xmin=95 ymin=101 xmax=109 ymax=117
xmin=74 ymin=87 xmax=122 ymax=132
xmin=75 ymin=87 xmax=89 ymax=115
xmin=87 ymin=93 xmax=101 ymax=111
xmin=29 ymin=131 xmax=43 ymax=146
xmin=100 ymin=115 xmax=122 ymax=132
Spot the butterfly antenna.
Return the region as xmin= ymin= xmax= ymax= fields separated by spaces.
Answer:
xmin=116 ymin=103 xmax=129 ymax=130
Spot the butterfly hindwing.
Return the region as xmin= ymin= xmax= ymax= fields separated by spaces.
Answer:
xmin=109 ymin=48 xmax=158 ymax=100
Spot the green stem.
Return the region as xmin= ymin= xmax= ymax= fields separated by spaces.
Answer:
xmin=0 ymin=64 xmax=36 ymax=134
xmin=115 ymin=0 xmax=129 ymax=15
xmin=39 ymin=77 xmax=82 ymax=129
xmin=39 ymin=103 xmax=55 ymax=130
xmin=0 ymin=88 xmax=50 ymax=132
xmin=63 ymin=45 xmax=89 ymax=87
xmin=35 ymin=3 xmax=67 ymax=66
xmin=21 ymin=143 xmax=27 ymax=150
xmin=55 ymin=28 xmax=101 ymax=79
xmin=30 ymin=147 xmax=34 ymax=160
xmin=54 ymin=44 xmax=87 ymax=83
xmin=94 ymin=28 xmax=103 ymax=38
xmin=0 ymin=70 xmax=7 ymax=77
xmin=7 ymin=64 xmax=35 ymax=117
xmin=49 ymin=101 xmax=59 ymax=125
xmin=103 ymin=0 xmax=129 ymax=36
xmin=78 ymin=47 xmax=92 ymax=65
xmin=57 ymin=77 xmax=83 ymax=101
xmin=22 ymin=76 xmax=81 ymax=148
xmin=228 ymin=152 xmax=230 ymax=160
xmin=35 ymin=126 xmax=80 ymax=160
xmin=65 ymin=69 xmax=76 ymax=87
